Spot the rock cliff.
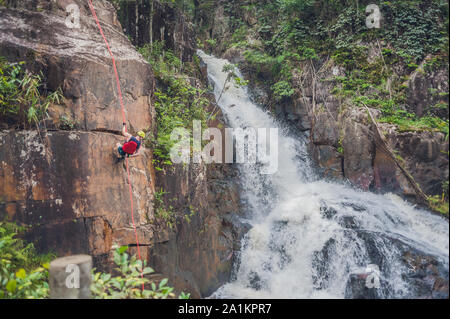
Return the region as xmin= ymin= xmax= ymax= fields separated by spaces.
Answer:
xmin=0 ymin=0 xmax=243 ymax=297
xmin=115 ymin=0 xmax=196 ymax=62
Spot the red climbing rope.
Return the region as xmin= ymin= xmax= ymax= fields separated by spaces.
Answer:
xmin=87 ymin=0 xmax=145 ymax=290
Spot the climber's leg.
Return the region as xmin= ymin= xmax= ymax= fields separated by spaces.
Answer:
xmin=116 ymin=143 xmax=126 ymax=163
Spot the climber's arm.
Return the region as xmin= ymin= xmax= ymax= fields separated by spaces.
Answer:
xmin=129 ymin=145 xmax=144 ymax=158
xmin=122 ymin=123 xmax=132 ymax=139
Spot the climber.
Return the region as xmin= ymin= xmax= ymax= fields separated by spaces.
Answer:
xmin=116 ymin=123 xmax=145 ymax=163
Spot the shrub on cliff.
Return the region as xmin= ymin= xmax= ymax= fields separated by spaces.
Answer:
xmin=0 ymin=57 xmax=62 ymax=129
xmin=0 ymin=222 xmax=52 ymax=299
xmin=138 ymin=42 xmax=210 ymax=167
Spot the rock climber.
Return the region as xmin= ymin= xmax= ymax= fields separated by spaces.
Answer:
xmin=116 ymin=123 xmax=145 ymax=163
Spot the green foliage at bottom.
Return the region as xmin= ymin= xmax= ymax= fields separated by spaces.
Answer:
xmin=91 ymin=245 xmax=185 ymax=299
xmin=91 ymin=245 xmax=190 ymax=299
xmin=0 ymin=222 xmax=52 ymax=299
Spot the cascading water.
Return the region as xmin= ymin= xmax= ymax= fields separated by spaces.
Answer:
xmin=197 ymin=50 xmax=449 ymax=299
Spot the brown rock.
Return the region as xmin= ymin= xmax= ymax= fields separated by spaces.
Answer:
xmin=385 ymin=129 xmax=449 ymax=197
xmin=0 ymin=1 xmax=154 ymax=132
xmin=312 ymin=144 xmax=343 ymax=179
xmin=312 ymin=111 xmax=339 ymax=146
xmin=341 ymin=109 xmax=375 ymax=190
xmin=407 ymin=65 xmax=449 ymax=118
xmin=0 ymin=130 xmax=155 ymax=260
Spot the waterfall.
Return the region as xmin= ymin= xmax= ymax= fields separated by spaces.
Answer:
xmin=197 ymin=50 xmax=449 ymax=299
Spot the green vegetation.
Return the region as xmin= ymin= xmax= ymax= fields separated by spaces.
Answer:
xmin=195 ymin=0 xmax=448 ymax=135
xmin=150 ymin=188 xmax=176 ymax=229
xmin=271 ymin=81 xmax=295 ymax=101
xmin=138 ymin=42 xmax=210 ymax=168
xmin=0 ymin=57 xmax=62 ymax=129
xmin=0 ymin=222 xmax=188 ymax=299
xmin=92 ymin=245 xmax=188 ymax=299
xmin=428 ymin=181 xmax=449 ymax=216
xmin=378 ymin=111 xmax=448 ymax=136
xmin=148 ymin=188 xmax=198 ymax=229
xmin=0 ymin=221 xmax=53 ymax=299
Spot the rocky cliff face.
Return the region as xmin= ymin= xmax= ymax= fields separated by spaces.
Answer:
xmin=149 ymin=161 xmax=245 ymax=298
xmin=217 ymin=33 xmax=448 ymax=211
xmin=0 ymin=0 xmax=242 ymax=297
xmin=0 ymin=130 xmax=155 ymax=263
xmin=115 ymin=0 xmax=196 ymax=62
xmin=0 ymin=0 xmax=155 ymax=132
xmin=0 ymin=0 xmax=156 ymax=262
xmin=283 ymin=59 xmax=448 ymax=206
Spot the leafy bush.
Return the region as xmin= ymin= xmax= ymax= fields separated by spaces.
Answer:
xmin=380 ymin=1 xmax=447 ymax=61
xmin=243 ymin=49 xmax=281 ymax=79
xmin=276 ymin=0 xmax=315 ymax=15
xmin=91 ymin=245 xmax=184 ymax=299
xmin=378 ymin=112 xmax=449 ymax=135
xmin=138 ymin=43 xmax=210 ymax=166
xmin=0 ymin=222 xmax=52 ymax=299
xmin=0 ymin=57 xmax=62 ymax=128
xmin=271 ymin=81 xmax=294 ymax=101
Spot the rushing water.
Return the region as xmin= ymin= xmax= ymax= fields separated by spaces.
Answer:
xmin=197 ymin=50 xmax=449 ymax=299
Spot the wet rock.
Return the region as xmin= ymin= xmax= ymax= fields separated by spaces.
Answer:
xmin=248 ymin=271 xmax=263 ymax=291
xmin=312 ymin=238 xmax=336 ymax=290
xmin=344 ymin=273 xmax=388 ymax=299
xmin=341 ymin=202 xmax=367 ymax=212
xmin=401 ymin=250 xmax=449 ymax=299
xmin=338 ymin=216 xmax=359 ymax=229
xmin=319 ymin=203 xmax=338 ymax=219
xmin=432 ymin=277 xmax=449 ymax=299
xmin=312 ymin=145 xmax=343 ymax=179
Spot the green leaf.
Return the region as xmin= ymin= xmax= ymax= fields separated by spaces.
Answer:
xmin=159 ymin=278 xmax=168 ymax=289
xmin=15 ymin=268 xmax=26 ymax=279
xmin=142 ymin=267 xmax=154 ymax=275
xmin=118 ymin=245 xmax=128 ymax=254
xmin=6 ymin=279 xmax=17 ymax=293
